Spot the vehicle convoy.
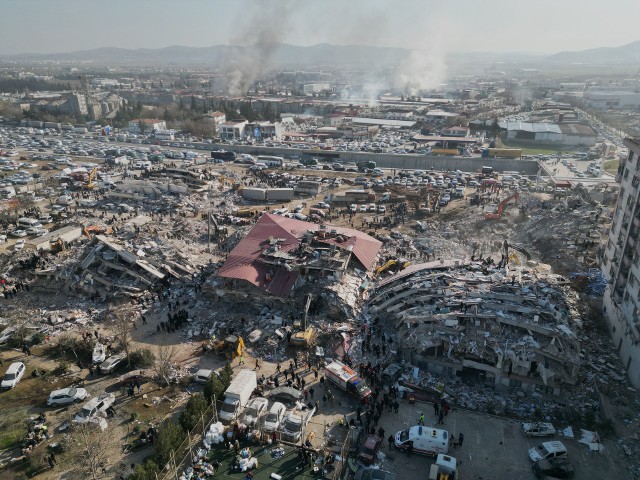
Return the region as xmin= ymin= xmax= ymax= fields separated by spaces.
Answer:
xmin=324 ymin=360 xmax=372 ymax=402
xmin=394 ymin=426 xmax=449 ymax=456
xmin=521 ymin=422 xmax=556 ymax=437
xmin=219 ymin=369 xmax=257 ymax=423
xmin=429 ymin=454 xmax=458 ymax=480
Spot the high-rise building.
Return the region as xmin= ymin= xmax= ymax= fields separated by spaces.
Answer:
xmin=602 ymin=137 xmax=640 ymax=387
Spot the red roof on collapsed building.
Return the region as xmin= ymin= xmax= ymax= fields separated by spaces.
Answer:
xmin=218 ymin=213 xmax=382 ymax=298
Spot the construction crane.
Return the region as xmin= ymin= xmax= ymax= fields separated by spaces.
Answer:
xmin=484 ymin=191 xmax=520 ymax=220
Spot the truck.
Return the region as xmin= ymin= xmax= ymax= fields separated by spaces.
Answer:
xmin=300 ymin=157 xmax=319 ymax=167
xmin=280 ymin=405 xmax=316 ymax=443
xmin=325 ymin=360 xmax=371 ymax=402
xmin=218 ymin=369 xmax=257 ymax=424
xmin=488 ymin=148 xmax=522 ymax=159
xmin=394 ymin=426 xmax=449 ymax=456
xmin=357 ymin=160 xmax=376 ymax=172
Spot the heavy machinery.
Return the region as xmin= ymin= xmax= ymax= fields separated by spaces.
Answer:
xmin=83 ymin=225 xmax=113 ymax=238
xmin=289 ymin=293 xmax=316 ymax=347
xmin=84 ymin=167 xmax=98 ymax=189
xmin=211 ymin=335 xmax=245 ymax=360
xmin=375 ymin=258 xmax=411 ymax=276
xmin=483 ymin=191 xmax=520 ymax=220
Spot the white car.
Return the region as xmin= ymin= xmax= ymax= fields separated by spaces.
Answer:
xmin=99 ymin=354 xmax=125 ymax=374
xmin=262 ymin=402 xmax=286 ymax=433
xmin=26 ymin=227 xmax=48 ymax=235
xmin=1 ymin=362 xmax=26 ymax=389
xmin=521 ymin=422 xmax=556 ymax=437
xmin=14 ymin=239 xmax=25 ymax=251
xmin=241 ymin=397 xmax=269 ymax=427
xmin=359 ymin=204 xmax=368 ymax=212
xmin=47 ymin=387 xmax=89 ymax=406
xmin=74 ymin=393 xmax=116 ymax=423
xmin=378 ymin=205 xmax=386 ymax=213
xmin=10 ymin=229 xmax=27 ymax=237
xmin=194 ymin=369 xmax=214 ymax=384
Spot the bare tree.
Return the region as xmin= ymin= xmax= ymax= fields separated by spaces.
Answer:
xmin=111 ymin=308 xmax=134 ymax=366
xmin=71 ymin=423 xmax=114 ymax=479
xmin=154 ymin=343 xmax=180 ymax=387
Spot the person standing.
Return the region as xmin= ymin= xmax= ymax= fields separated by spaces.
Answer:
xmin=438 ymin=410 xmax=445 ymax=425
xmin=418 ymin=413 xmax=425 ymax=426
xmin=458 ymin=432 xmax=464 ymax=447
xmin=388 ymin=435 xmax=394 ymax=450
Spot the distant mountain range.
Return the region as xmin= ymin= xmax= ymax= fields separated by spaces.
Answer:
xmin=1 ymin=41 xmax=639 ymax=66
xmin=544 ymin=40 xmax=640 ymax=64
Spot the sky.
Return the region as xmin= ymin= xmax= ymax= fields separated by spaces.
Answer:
xmin=1 ymin=0 xmax=639 ymax=55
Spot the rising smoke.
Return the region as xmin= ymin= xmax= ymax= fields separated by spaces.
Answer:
xmin=226 ymin=0 xmax=298 ymax=95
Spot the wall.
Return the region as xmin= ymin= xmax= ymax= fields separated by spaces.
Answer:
xmin=207 ymin=143 xmax=540 ymax=175
xmin=603 ymin=289 xmax=640 ymax=388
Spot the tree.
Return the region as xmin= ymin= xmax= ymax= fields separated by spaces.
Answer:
xmin=71 ymin=423 xmax=114 ymax=479
xmin=203 ymin=371 xmax=225 ymax=404
xmin=219 ymin=363 xmax=233 ymax=388
xmin=179 ymin=393 xmax=209 ymax=431
xmin=154 ymin=420 xmax=186 ymax=467
xmin=154 ymin=343 xmax=179 ymax=387
xmin=111 ymin=308 xmax=134 ymax=366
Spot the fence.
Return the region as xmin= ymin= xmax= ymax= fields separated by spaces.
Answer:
xmin=158 ymin=397 xmax=219 ymax=480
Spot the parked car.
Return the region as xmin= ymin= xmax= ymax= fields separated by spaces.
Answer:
xmin=47 ymin=387 xmax=89 ymax=406
xmin=521 ymin=422 xmax=555 ymax=437
xmin=532 ymin=457 xmax=575 ymax=478
xmin=263 ymin=402 xmax=286 ymax=433
xmin=74 ymin=393 xmax=116 ymax=423
xmin=14 ymin=239 xmax=25 ymax=251
xmin=194 ymin=369 xmax=214 ymax=384
xmin=1 ymin=362 xmax=26 ymax=389
xmin=99 ymin=354 xmax=125 ymax=374
xmin=357 ymin=434 xmax=382 ymax=465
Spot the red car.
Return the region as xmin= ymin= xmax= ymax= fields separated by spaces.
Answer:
xmin=357 ymin=434 xmax=382 ymax=465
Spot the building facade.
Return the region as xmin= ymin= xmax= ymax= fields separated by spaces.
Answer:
xmin=219 ymin=121 xmax=247 ymax=140
xmin=128 ymin=119 xmax=166 ymax=134
xmin=601 ymin=137 xmax=640 ymax=388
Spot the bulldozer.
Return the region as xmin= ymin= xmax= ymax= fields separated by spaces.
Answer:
xmin=211 ymin=335 xmax=245 ymax=360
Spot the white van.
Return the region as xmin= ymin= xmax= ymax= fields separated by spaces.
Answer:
xmin=394 ymin=426 xmax=449 ymax=456
xmin=528 ymin=441 xmax=568 ymax=462
xmin=1 ymin=362 xmax=26 ymax=389
xmin=17 ymin=217 xmax=42 ymax=229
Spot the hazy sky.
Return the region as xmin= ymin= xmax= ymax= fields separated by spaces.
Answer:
xmin=2 ymin=0 xmax=639 ymax=55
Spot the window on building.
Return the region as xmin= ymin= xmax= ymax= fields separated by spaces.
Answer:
xmin=624 ymin=168 xmax=630 ymax=180
xmin=631 ymin=273 xmax=638 ymax=287
xmin=624 ymin=291 xmax=630 ymax=303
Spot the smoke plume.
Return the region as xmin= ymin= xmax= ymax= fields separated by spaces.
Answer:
xmin=226 ymin=0 xmax=298 ymax=95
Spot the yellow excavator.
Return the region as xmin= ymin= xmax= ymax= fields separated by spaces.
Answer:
xmin=375 ymin=259 xmax=411 ymax=276
xmin=289 ymin=293 xmax=316 ymax=348
xmin=84 ymin=167 xmax=98 ymax=189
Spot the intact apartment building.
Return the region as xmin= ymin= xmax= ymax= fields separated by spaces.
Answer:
xmin=601 ymin=137 xmax=640 ymax=388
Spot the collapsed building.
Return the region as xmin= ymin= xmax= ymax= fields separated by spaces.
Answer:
xmin=214 ymin=213 xmax=382 ymax=305
xmin=369 ymin=261 xmax=581 ymax=395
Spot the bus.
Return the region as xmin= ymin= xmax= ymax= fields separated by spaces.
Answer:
xmin=256 ymin=155 xmax=285 ymax=168
xmin=210 ymin=150 xmax=236 ymax=162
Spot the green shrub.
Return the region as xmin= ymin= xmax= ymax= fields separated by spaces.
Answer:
xmin=129 ymin=348 xmax=156 ymax=368
xmin=179 ymin=393 xmax=209 ymax=432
